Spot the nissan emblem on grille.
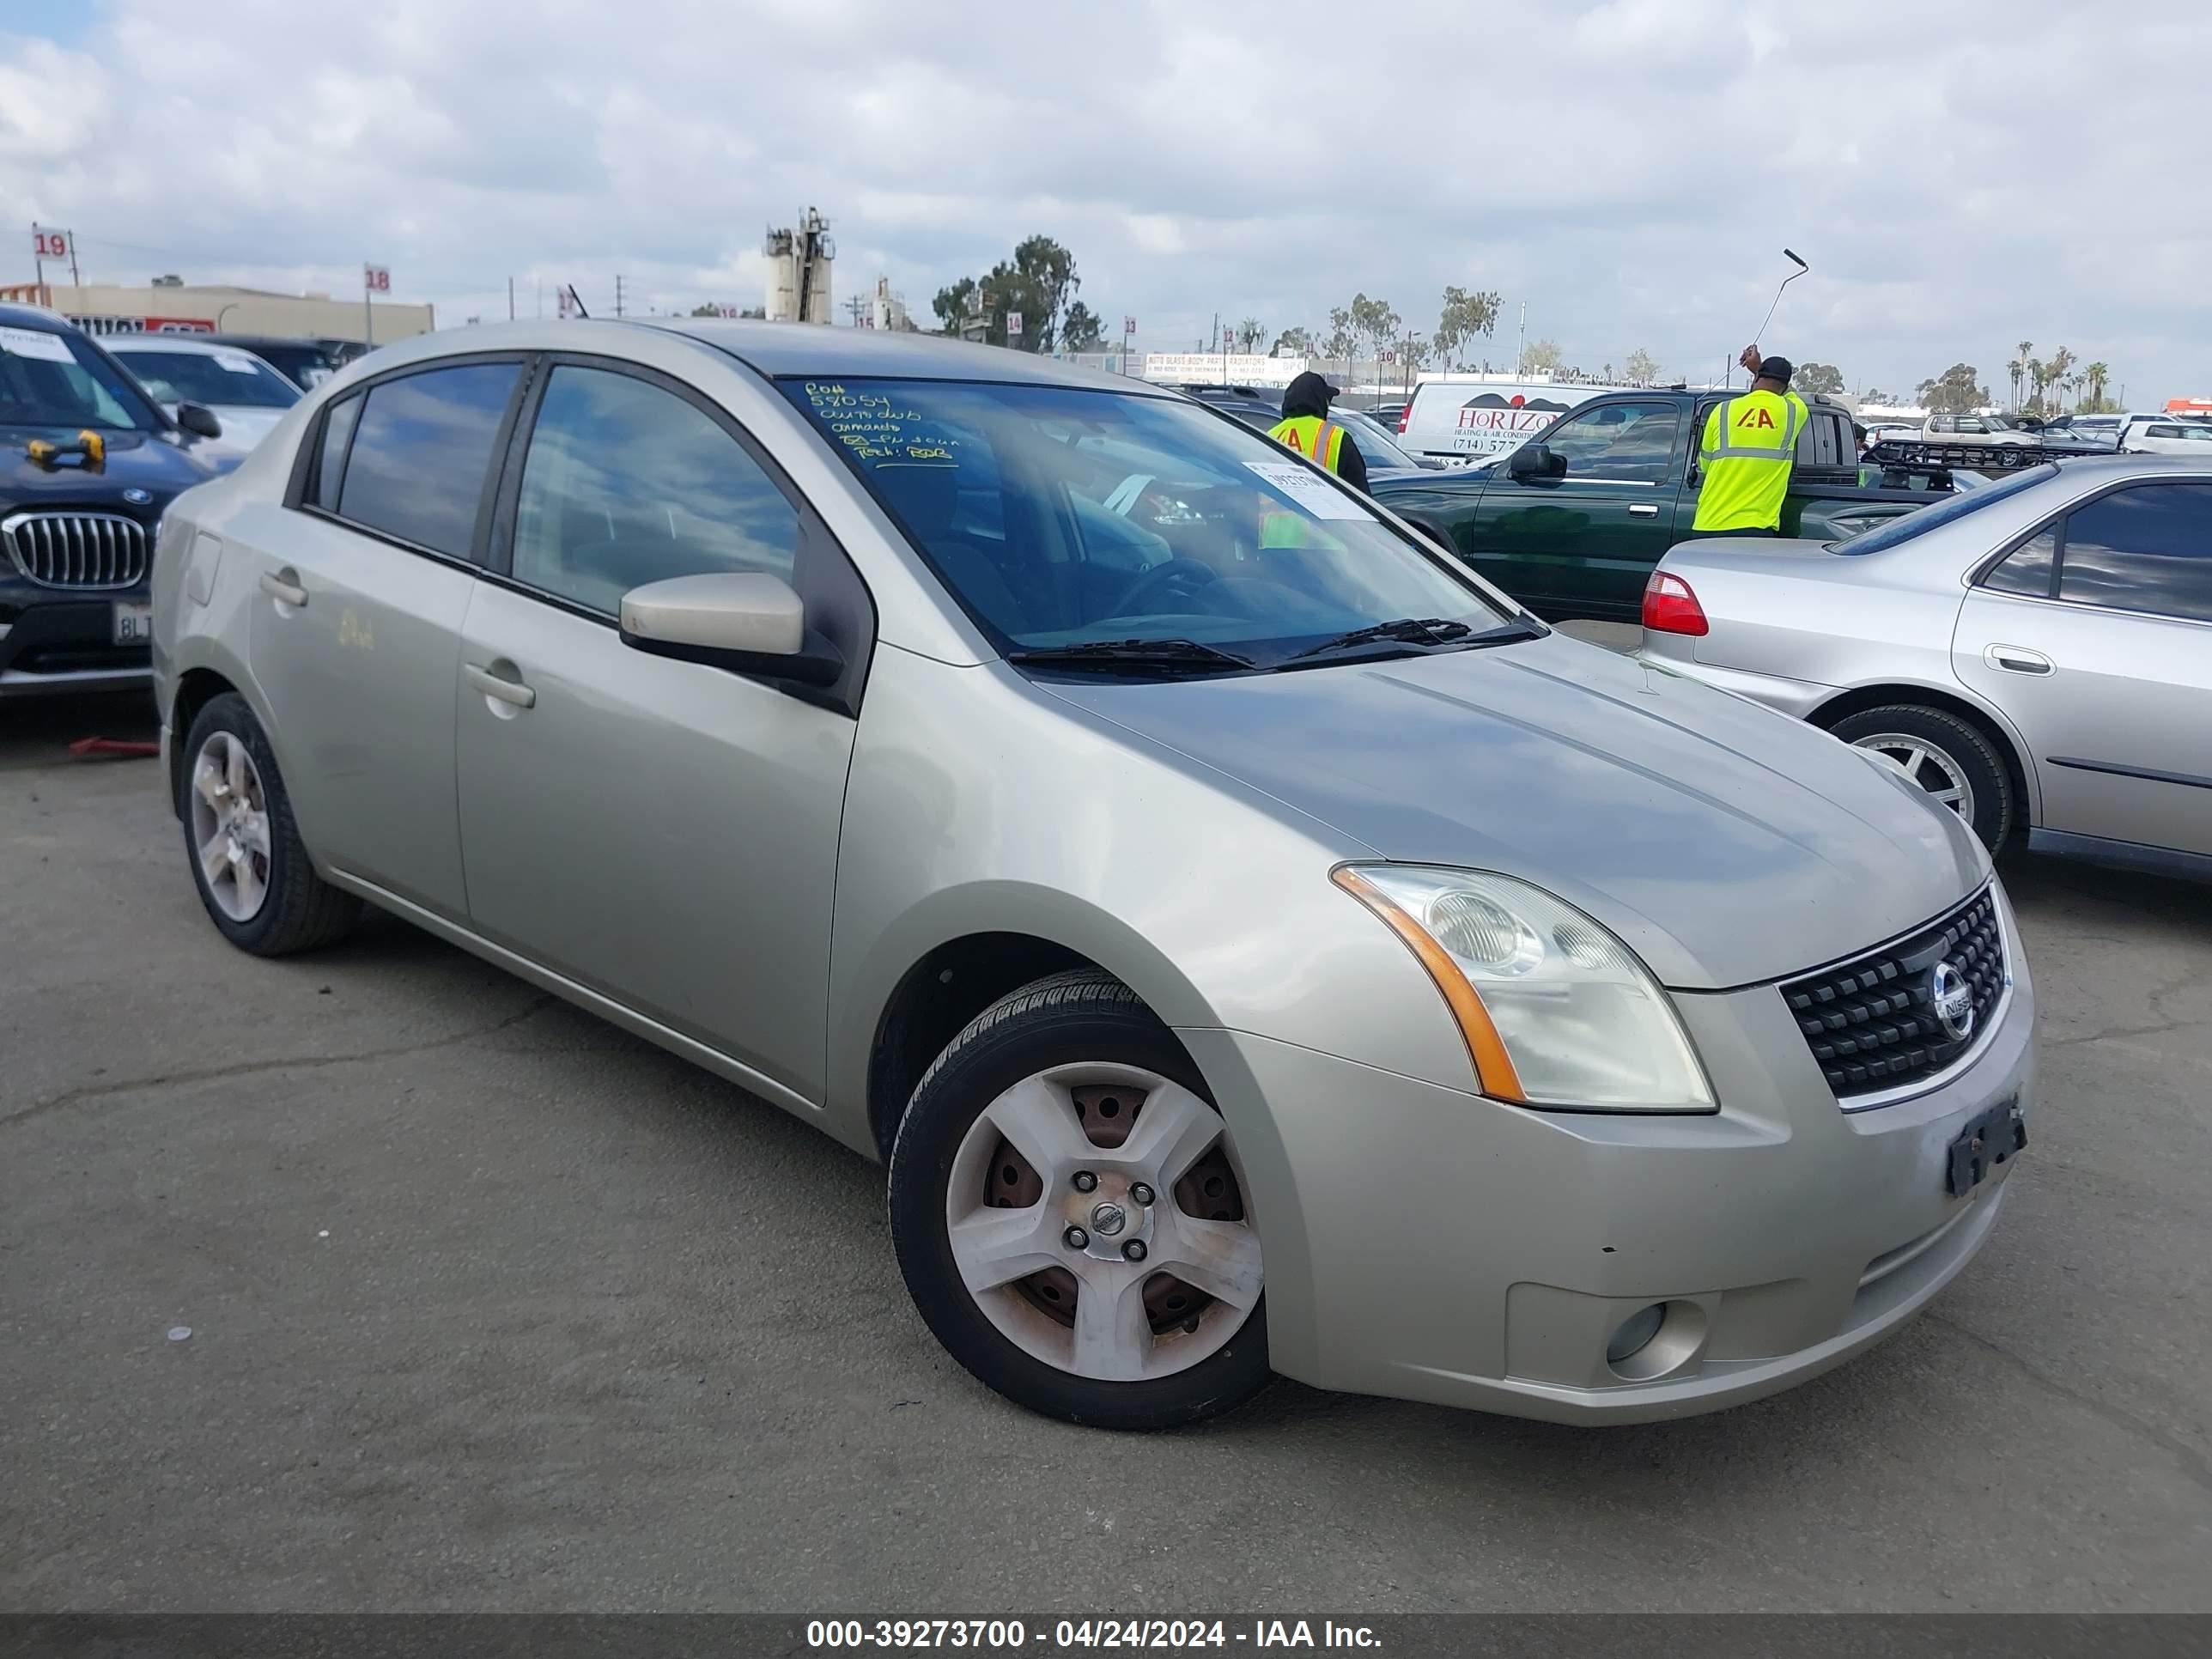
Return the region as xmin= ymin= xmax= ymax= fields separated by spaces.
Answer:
xmin=1778 ymin=888 xmax=2008 ymax=1103
xmin=1929 ymin=961 xmax=1977 ymax=1042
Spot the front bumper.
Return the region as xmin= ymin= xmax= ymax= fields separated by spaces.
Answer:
xmin=1181 ymin=891 xmax=2035 ymax=1423
xmin=0 ymin=589 xmax=154 ymax=699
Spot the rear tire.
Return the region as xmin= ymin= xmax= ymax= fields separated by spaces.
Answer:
xmin=888 ymin=969 xmax=1271 ymax=1430
xmin=180 ymin=692 xmax=362 ymax=956
xmin=1829 ymin=703 xmax=2014 ymax=852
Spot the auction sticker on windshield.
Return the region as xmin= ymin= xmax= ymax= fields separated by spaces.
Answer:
xmin=0 ymin=326 xmax=76 ymax=363
xmin=1244 ymin=459 xmax=1365 ymax=519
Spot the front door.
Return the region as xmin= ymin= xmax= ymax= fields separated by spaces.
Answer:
xmin=247 ymin=358 xmax=525 ymax=918
xmin=1954 ymin=480 xmax=2212 ymax=857
xmin=1466 ymin=399 xmax=1685 ymax=618
xmin=453 ymin=360 xmax=860 ymax=1105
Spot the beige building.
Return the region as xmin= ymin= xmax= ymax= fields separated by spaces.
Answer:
xmin=0 ymin=281 xmax=434 ymax=346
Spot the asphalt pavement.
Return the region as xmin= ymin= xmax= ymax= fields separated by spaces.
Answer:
xmin=3 ymin=687 xmax=2209 ymax=1613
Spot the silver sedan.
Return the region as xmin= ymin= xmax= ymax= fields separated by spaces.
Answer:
xmin=1637 ymin=455 xmax=2212 ymax=877
xmin=151 ymin=321 xmax=2031 ymax=1429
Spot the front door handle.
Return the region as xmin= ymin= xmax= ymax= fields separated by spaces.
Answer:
xmin=1985 ymin=643 xmax=2053 ymax=675
xmin=465 ymin=661 xmax=537 ymax=708
xmin=1627 ymin=504 xmax=1660 ymax=518
xmin=258 ymin=568 xmax=307 ymax=608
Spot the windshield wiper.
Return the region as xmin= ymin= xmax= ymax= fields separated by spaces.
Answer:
xmin=1006 ymin=638 xmax=1257 ymax=673
xmin=1289 ymin=615 xmax=1544 ymax=662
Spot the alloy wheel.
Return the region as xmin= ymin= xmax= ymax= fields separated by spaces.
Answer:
xmin=189 ymin=730 xmax=273 ymax=922
xmin=1851 ymin=732 xmax=1977 ymax=823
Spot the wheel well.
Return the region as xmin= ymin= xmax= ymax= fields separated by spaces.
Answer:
xmin=167 ymin=667 xmax=239 ymax=817
xmin=1808 ymin=684 xmax=2030 ymax=823
xmin=867 ymin=933 xmax=1108 ymax=1160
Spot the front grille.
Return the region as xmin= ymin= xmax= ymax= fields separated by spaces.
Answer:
xmin=3 ymin=511 xmax=150 ymax=590
xmin=1780 ymin=887 xmax=2007 ymax=1103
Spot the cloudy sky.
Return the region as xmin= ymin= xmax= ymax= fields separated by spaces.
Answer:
xmin=4 ymin=0 xmax=2208 ymax=403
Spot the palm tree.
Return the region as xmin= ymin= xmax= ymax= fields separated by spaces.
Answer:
xmin=2042 ymin=347 xmax=2075 ymax=418
xmin=2014 ymin=341 xmax=2033 ymax=410
xmin=2085 ymin=362 xmax=2111 ymax=412
xmin=2007 ymin=359 xmax=2024 ymax=410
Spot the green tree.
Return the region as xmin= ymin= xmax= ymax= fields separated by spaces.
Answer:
xmin=1060 ymin=301 xmax=1106 ymax=352
xmin=2014 ymin=340 xmax=2033 ymax=410
xmin=1917 ymin=363 xmax=1990 ymax=415
xmin=1235 ymin=317 xmax=1267 ymax=352
xmin=2040 ymin=346 xmax=2075 ymax=417
xmin=1432 ymin=285 xmax=1501 ymax=369
xmin=1322 ymin=307 xmax=1358 ymax=369
xmin=930 ymin=234 xmax=1082 ymax=351
xmin=1347 ymin=294 xmax=1401 ymax=372
xmin=1271 ymin=325 xmax=1316 ymax=357
xmin=2084 ymin=362 xmax=2112 ymax=411
xmin=1624 ymin=347 xmax=1659 ymax=386
xmin=1793 ymin=362 xmax=1846 ymax=398
xmin=1520 ymin=337 xmax=1562 ymax=375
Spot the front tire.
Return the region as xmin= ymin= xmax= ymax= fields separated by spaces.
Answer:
xmin=1829 ymin=703 xmax=2014 ymax=851
xmin=888 ymin=970 xmax=1270 ymax=1429
xmin=180 ymin=692 xmax=362 ymax=956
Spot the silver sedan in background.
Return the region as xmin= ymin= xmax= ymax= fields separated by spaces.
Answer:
xmin=1638 ymin=456 xmax=2212 ymax=877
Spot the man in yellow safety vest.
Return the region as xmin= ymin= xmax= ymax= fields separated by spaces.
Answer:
xmin=1692 ymin=347 xmax=1809 ymax=537
xmin=1269 ymin=371 xmax=1370 ymax=491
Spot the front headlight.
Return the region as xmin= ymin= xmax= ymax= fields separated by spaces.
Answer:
xmin=1334 ymin=865 xmax=1715 ymax=1113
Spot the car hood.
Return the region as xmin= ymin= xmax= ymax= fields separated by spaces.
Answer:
xmin=0 ymin=425 xmax=224 ymax=508
xmin=1041 ymin=633 xmax=1985 ymax=989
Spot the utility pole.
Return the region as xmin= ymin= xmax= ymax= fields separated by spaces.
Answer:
xmin=1515 ymin=301 xmax=1526 ymax=377
xmin=508 ymin=276 xmax=515 ymax=320
xmin=846 ymin=293 xmax=868 ymax=328
xmin=30 ymin=224 xmax=43 ymax=296
xmin=614 ymin=275 xmax=625 ymax=319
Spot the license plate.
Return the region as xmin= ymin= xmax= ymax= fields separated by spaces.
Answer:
xmin=1946 ymin=1096 xmax=2027 ymax=1196
xmin=113 ymin=601 xmax=154 ymax=646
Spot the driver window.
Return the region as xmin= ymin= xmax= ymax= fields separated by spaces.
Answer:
xmin=511 ymin=365 xmax=799 ymax=617
xmin=1537 ymin=401 xmax=1681 ymax=483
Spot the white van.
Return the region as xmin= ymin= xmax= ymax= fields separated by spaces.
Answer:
xmin=1398 ymin=377 xmax=1606 ymax=463
xmin=2119 ymin=416 xmax=2212 ymax=456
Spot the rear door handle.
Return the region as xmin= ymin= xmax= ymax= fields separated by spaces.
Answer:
xmin=1627 ymin=504 xmax=1660 ymax=518
xmin=258 ymin=568 xmax=307 ymax=608
xmin=1985 ymin=643 xmax=2053 ymax=675
xmin=464 ymin=661 xmax=537 ymax=708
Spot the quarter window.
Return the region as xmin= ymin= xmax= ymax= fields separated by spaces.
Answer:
xmin=510 ymin=365 xmax=800 ymax=617
xmin=1983 ymin=529 xmax=2057 ymax=598
xmin=313 ymin=392 xmax=362 ymax=513
xmin=337 ymin=363 xmax=520 ymax=559
xmin=2057 ymin=483 xmax=2212 ymax=623
xmin=1537 ymin=400 xmax=1680 ymax=483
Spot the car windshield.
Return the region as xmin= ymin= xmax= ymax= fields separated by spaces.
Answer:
xmin=0 ymin=324 xmax=165 ymax=431
xmin=112 ymin=347 xmax=301 ymax=410
xmin=1832 ymin=465 xmax=2057 ymax=555
xmin=220 ymin=342 xmax=335 ymax=390
xmin=783 ymin=377 xmax=1513 ymax=662
xmin=1332 ymin=409 xmax=1425 ymax=470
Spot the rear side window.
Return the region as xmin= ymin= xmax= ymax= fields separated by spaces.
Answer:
xmin=337 ymin=363 xmax=520 ymax=558
xmin=1832 ymin=465 xmax=2057 ymax=555
xmin=2057 ymin=484 xmax=2212 ymax=623
xmin=509 ymin=364 xmax=801 ymax=617
xmin=313 ymin=392 xmax=362 ymax=512
xmin=1981 ymin=529 xmax=2056 ymax=598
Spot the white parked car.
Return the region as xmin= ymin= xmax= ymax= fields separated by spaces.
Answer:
xmin=1920 ymin=413 xmax=2039 ymax=448
xmin=2119 ymin=416 xmax=2212 ymax=457
xmin=103 ymin=336 xmax=302 ymax=457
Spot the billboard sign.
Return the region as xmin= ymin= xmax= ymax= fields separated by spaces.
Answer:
xmin=1142 ymin=353 xmax=1308 ymax=389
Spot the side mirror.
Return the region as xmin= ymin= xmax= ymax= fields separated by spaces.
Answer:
xmin=1507 ymin=442 xmax=1564 ymax=481
xmin=176 ymin=402 xmax=223 ymax=440
xmin=619 ymin=571 xmax=843 ymax=688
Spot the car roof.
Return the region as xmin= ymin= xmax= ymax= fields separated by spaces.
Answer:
xmin=627 ymin=319 xmax=1176 ymax=392
xmin=103 ymin=335 xmax=240 ymax=356
xmin=0 ymin=300 xmax=72 ymax=331
xmin=202 ymin=333 xmax=335 ymax=353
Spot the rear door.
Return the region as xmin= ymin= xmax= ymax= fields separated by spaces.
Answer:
xmin=1954 ymin=479 xmax=2212 ymax=856
xmin=252 ymin=356 xmax=526 ymax=918
xmin=1462 ymin=398 xmax=1685 ymax=617
xmin=453 ymin=356 xmax=869 ymax=1106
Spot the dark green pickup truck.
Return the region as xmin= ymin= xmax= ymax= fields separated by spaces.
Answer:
xmin=1371 ymin=387 xmax=1960 ymax=622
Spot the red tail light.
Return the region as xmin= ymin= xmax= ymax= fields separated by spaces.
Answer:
xmin=1397 ymin=405 xmax=1411 ymax=434
xmin=1642 ymin=570 xmax=1709 ymax=636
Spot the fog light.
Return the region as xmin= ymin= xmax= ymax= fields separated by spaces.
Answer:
xmin=1605 ymin=1304 xmax=1666 ymax=1364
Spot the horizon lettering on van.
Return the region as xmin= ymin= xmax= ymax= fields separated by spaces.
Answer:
xmin=1401 ymin=380 xmax=1599 ymax=459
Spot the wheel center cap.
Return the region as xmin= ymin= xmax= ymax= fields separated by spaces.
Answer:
xmin=1089 ymin=1201 xmax=1127 ymax=1237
